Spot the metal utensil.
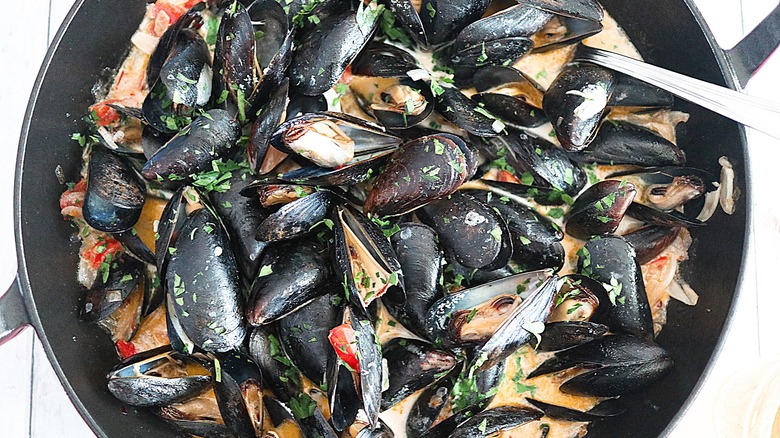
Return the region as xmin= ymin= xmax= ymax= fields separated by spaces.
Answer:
xmin=575 ymin=45 xmax=780 ymax=139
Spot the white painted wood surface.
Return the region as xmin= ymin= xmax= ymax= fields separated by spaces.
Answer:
xmin=0 ymin=0 xmax=778 ymax=436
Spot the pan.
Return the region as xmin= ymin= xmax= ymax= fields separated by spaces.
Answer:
xmin=1 ymin=0 xmax=778 ymax=436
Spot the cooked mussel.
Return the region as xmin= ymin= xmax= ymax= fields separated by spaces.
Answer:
xmin=254 ymin=189 xmax=336 ymax=242
xmin=83 ymin=145 xmax=146 ymax=233
xmin=333 ymin=205 xmax=405 ymax=311
xmin=543 ymin=62 xmax=616 ymax=151
xmin=528 ymin=334 xmax=674 ymax=397
xmin=246 ymin=241 xmax=331 ymax=325
xmin=212 ymin=351 xmax=265 ymax=437
xmin=365 ymin=134 xmax=476 ymax=217
xmin=417 ymin=192 xmax=512 ymax=271
xmin=381 ymin=338 xmax=457 ymax=410
xmin=81 ymin=254 xmax=144 ymax=324
xmin=386 ymin=0 xmax=490 ymax=48
xmin=248 ymin=326 xmax=299 ymax=402
xmin=565 ymin=180 xmax=636 ymax=239
xmin=141 ymin=109 xmax=241 ymax=182
xmin=270 ymin=112 xmax=401 ymax=168
xmin=577 ymin=236 xmax=654 ymax=340
xmin=159 ymin=28 xmax=212 ymax=108
xmin=449 ymin=406 xmax=543 ymax=438
xmin=581 ymin=120 xmax=686 ymax=166
xmin=472 ymin=66 xmax=547 ymax=129
xmin=107 ymin=346 xmax=211 ymax=407
xmin=387 ymin=223 xmax=444 ymax=338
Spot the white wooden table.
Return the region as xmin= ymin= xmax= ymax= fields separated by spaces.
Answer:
xmin=0 ymin=1 xmax=778 ymax=436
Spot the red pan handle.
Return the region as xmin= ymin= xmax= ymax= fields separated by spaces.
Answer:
xmin=726 ymin=1 xmax=780 ymax=88
xmin=0 ymin=279 xmax=30 ymax=346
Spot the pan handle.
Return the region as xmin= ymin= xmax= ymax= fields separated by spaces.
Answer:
xmin=725 ymin=1 xmax=780 ymax=88
xmin=0 ymin=278 xmax=31 ymax=347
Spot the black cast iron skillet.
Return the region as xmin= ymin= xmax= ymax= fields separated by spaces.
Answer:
xmin=2 ymin=1 xmax=778 ymax=437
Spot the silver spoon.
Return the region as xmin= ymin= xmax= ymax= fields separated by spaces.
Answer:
xmin=574 ymin=45 xmax=780 ymax=139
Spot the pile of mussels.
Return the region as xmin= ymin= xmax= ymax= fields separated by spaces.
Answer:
xmin=66 ymin=0 xmax=724 ymax=436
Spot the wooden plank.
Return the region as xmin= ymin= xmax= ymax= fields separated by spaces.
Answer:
xmin=0 ymin=0 xmax=54 ymax=435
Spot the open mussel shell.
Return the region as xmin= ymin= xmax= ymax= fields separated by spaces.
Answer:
xmin=565 ymin=180 xmax=636 ymax=239
xmin=582 ymin=121 xmax=686 ymax=166
xmin=157 ymin=389 xmax=228 ymax=437
xmin=528 ymin=334 xmax=674 ymax=397
xmin=449 ymin=406 xmax=543 ymax=438
xmin=141 ymin=81 xmax=181 ymax=134
xmin=248 ymin=78 xmax=289 ymax=174
xmin=608 ymin=166 xmax=710 ymax=213
xmin=624 ymin=225 xmax=683 ymax=264
xmin=406 ymin=365 xmax=460 ymax=438
xmin=527 ymin=398 xmax=625 ymax=421
xmin=165 ymin=204 xmax=246 ymax=353
xmin=270 ymin=111 xmax=401 ymax=169
xmin=418 ymin=191 xmax=512 ymax=271
xmin=473 ymin=274 xmax=559 ymax=371
xmin=367 ymin=79 xmax=435 ymax=130
xmin=381 ymin=338 xmax=457 ymax=410
xmin=155 ymin=186 xmax=189 ymax=279
xmin=246 ymin=241 xmax=331 ymax=325
xmin=107 ymin=346 xmax=211 ymax=407
xmin=263 ymin=396 xmax=304 ymax=435
xmin=81 ymin=254 xmax=144 ymax=323
xmin=333 ymin=204 xmax=404 ymax=309
xmin=548 ymin=274 xmax=609 ymax=323
xmin=254 ymin=189 xmax=336 ymax=242
xmin=543 ymin=62 xmax=616 ymax=151
xmin=160 ymin=28 xmax=212 ymax=108
xmin=386 ymin=0 xmax=490 ymax=48
xmin=356 ymin=419 xmax=394 ymax=438
xmin=577 ymin=236 xmax=654 ymax=341
xmin=83 ymin=145 xmax=146 ymax=233
xmin=364 ymin=133 xmax=476 ymax=217
xmin=434 ymin=87 xmax=502 ymax=137
xmin=425 ymin=270 xmax=551 ymax=347
xmin=280 ymin=148 xmax=395 ymax=186
xmin=278 ymin=291 xmax=342 ymax=386
xmin=387 ymin=223 xmax=444 ymax=338
xmin=625 ymin=202 xmax=705 ymax=228
xmin=350 ymin=302 xmax=384 ymax=428
xmin=141 ymin=109 xmax=241 ymax=182
xmin=471 ymin=92 xmax=547 ymax=129
xmin=290 ymin=5 xmax=381 ymax=95
xmin=248 ymin=326 xmax=298 ymax=402
xmin=212 ymin=351 xmax=264 ymax=437
xmin=210 ymin=173 xmax=272 ymax=283
xmin=247 ymin=0 xmax=289 ymax=69
xmin=327 ymin=347 xmax=361 ymax=431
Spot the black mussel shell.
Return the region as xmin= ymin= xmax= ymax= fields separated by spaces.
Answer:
xmin=278 ymin=290 xmax=342 ymax=386
xmin=157 ymin=391 xmax=227 ymax=436
xmin=210 ymin=172 xmax=272 ymax=283
xmin=350 ymin=302 xmax=384 ymax=427
xmin=450 ymin=406 xmax=543 ymax=438
xmin=471 ymin=92 xmax=547 ymax=128
xmin=248 ymin=78 xmax=289 ymax=174
xmin=528 ymin=0 xmax=603 ymax=22
xmin=160 ymin=28 xmax=212 ymax=108
xmin=165 ymin=206 xmax=246 ymax=353
xmin=290 ymin=6 xmax=381 ymax=95
xmin=434 ymin=87 xmax=502 ymax=137
xmin=537 ymin=321 xmax=609 ymax=352
xmin=351 ymin=42 xmax=420 ymax=78
xmin=246 ymin=241 xmax=331 ymax=325
xmin=582 ymin=121 xmax=686 ymax=167
xmin=217 ymin=2 xmax=256 ymax=101
xmin=81 ymin=254 xmax=144 ymax=323
xmin=141 ymin=109 xmax=241 ymax=182
xmin=527 ymin=398 xmax=625 ymax=421
xmin=83 ymin=145 xmax=146 ymax=233
xmin=418 ymin=192 xmax=512 ymax=271
xmin=543 ymin=62 xmax=616 ymax=151
xmin=577 ymin=236 xmax=654 ymax=340
xmin=381 ymin=338 xmax=457 ymax=410
xmin=420 ymin=0 xmax=491 ymax=47
xmin=254 ymin=189 xmax=336 ymax=242
xmin=624 ymin=225 xmax=683 ymax=264
xmin=365 ymin=133 xmax=476 ymax=216
xmin=565 ymin=180 xmax=636 ymax=239
xmin=327 ymin=347 xmax=361 ymax=431
xmin=146 ymin=3 xmax=205 ymax=87
xmin=528 ymin=334 xmax=673 ymax=397
xmin=280 ymin=148 xmax=395 ymax=186
xmin=407 ymin=366 xmax=459 ymax=438
xmin=608 ymin=74 xmax=674 ymax=108
xmin=387 ymin=223 xmax=444 ymax=338
xmin=107 ymin=347 xmax=211 ymax=407
xmin=247 ymin=0 xmax=289 ymax=69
